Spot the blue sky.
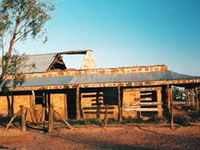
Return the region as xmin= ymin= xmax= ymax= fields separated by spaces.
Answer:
xmin=16 ymin=0 xmax=200 ymax=75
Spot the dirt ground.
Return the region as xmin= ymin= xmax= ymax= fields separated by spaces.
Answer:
xmin=0 ymin=123 xmax=200 ymax=150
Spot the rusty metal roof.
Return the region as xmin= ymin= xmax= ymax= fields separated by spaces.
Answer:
xmin=23 ymin=53 xmax=58 ymax=73
xmin=0 ymin=50 xmax=94 ymax=74
xmin=0 ymin=53 xmax=59 ymax=74
xmin=5 ymin=70 xmax=199 ymax=88
xmin=69 ymin=71 xmax=199 ymax=84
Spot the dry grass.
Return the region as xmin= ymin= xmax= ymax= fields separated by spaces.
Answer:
xmin=0 ymin=122 xmax=200 ymax=150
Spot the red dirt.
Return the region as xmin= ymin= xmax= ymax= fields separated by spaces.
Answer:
xmin=0 ymin=123 xmax=200 ymax=150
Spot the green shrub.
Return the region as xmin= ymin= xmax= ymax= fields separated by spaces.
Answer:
xmin=12 ymin=121 xmax=21 ymax=128
xmin=0 ymin=116 xmax=10 ymax=127
xmin=182 ymin=105 xmax=196 ymax=111
xmin=189 ymin=111 xmax=200 ymax=122
xmin=88 ymin=119 xmax=103 ymax=125
xmin=174 ymin=115 xmax=191 ymax=126
xmin=148 ymin=116 xmax=165 ymax=123
xmin=122 ymin=117 xmax=147 ymax=124
xmin=0 ymin=116 xmax=21 ymax=128
xmin=107 ymin=118 xmax=118 ymax=124
xmin=68 ymin=120 xmax=85 ymax=125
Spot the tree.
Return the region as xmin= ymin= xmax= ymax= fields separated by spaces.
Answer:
xmin=173 ymin=87 xmax=184 ymax=101
xmin=0 ymin=0 xmax=54 ymax=56
xmin=0 ymin=51 xmax=35 ymax=116
xmin=0 ymin=0 xmax=54 ymax=116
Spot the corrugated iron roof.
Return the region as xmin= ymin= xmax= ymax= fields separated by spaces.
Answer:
xmin=0 ymin=50 xmax=94 ymax=74
xmin=23 ymin=53 xmax=57 ymax=73
xmin=69 ymin=71 xmax=199 ymax=84
xmin=0 ymin=53 xmax=58 ymax=74
xmin=6 ymin=76 xmax=73 ymax=87
xmin=5 ymin=70 xmax=200 ymax=88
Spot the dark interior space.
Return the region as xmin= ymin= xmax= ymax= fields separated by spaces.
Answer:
xmin=66 ymin=89 xmax=76 ymax=119
xmin=35 ymin=91 xmax=45 ymax=106
xmin=103 ymin=87 xmax=118 ymax=105
xmin=81 ymin=87 xmax=118 ymax=105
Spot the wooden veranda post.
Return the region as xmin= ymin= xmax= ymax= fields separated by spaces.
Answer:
xmin=170 ymin=102 xmax=174 ymax=129
xmin=185 ymin=88 xmax=189 ymax=106
xmin=20 ymin=105 xmax=26 ymax=132
xmin=164 ymin=85 xmax=172 ymax=115
xmin=118 ymin=85 xmax=122 ymax=122
xmin=48 ymin=105 xmax=54 ymax=133
xmin=96 ymin=91 xmax=101 ymax=119
xmin=197 ymin=87 xmax=200 ymax=111
xmin=76 ymin=86 xmax=81 ymax=120
xmin=5 ymin=110 xmax=20 ymax=130
xmin=31 ymin=91 xmax=36 ymax=106
xmin=103 ymin=105 xmax=108 ymax=127
xmin=194 ymin=87 xmax=199 ymax=110
xmin=167 ymin=85 xmax=174 ymax=129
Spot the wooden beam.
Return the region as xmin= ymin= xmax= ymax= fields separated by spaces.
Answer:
xmin=53 ymin=109 xmax=72 ymax=129
xmin=103 ymin=105 xmax=108 ymax=127
xmin=192 ymin=88 xmax=195 ymax=106
xmin=95 ymin=91 xmax=103 ymax=119
xmin=124 ymin=87 xmax=162 ymax=92
xmin=118 ymin=86 xmax=122 ymax=122
xmin=140 ymin=102 xmax=159 ymax=106
xmin=76 ymin=86 xmax=81 ymax=120
xmin=167 ymin=85 xmax=173 ymax=112
xmin=198 ymin=87 xmax=200 ymax=111
xmin=185 ymin=88 xmax=189 ymax=106
xmin=166 ymin=85 xmax=174 ymax=129
xmin=194 ymin=87 xmax=199 ymax=110
xmin=157 ymin=89 xmax=163 ymax=117
xmin=124 ymin=108 xmax=159 ymax=112
xmin=162 ymin=85 xmax=172 ymax=118
xmin=48 ymin=105 xmax=54 ymax=133
xmin=58 ymin=50 xmax=89 ymax=55
xmin=5 ymin=110 xmax=20 ymax=130
xmin=170 ymin=104 xmax=174 ymax=129
xmin=20 ymin=105 xmax=26 ymax=132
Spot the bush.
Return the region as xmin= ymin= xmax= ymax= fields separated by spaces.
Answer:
xmin=174 ymin=115 xmax=191 ymax=126
xmin=122 ymin=117 xmax=147 ymax=124
xmin=68 ymin=120 xmax=85 ymax=125
xmin=107 ymin=118 xmax=118 ymax=124
xmin=68 ymin=119 xmax=103 ymax=126
xmin=189 ymin=111 xmax=200 ymax=122
xmin=181 ymin=106 xmax=196 ymax=111
xmin=0 ymin=116 xmax=10 ymax=127
xmin=148 ymin=116 xmax=165 ymax=123
xmin=87 ymin=119 xmax=103 ymax=126
xmin=0 ymin=116 xmax=21 ymax=128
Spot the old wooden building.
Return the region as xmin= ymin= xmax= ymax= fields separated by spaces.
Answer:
xmin=0 ymin=50 xmax=200 ymax=121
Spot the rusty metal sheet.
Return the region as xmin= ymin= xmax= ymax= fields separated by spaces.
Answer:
xmin=0 ymin=53 xmax=57 ymax=74
xmin=2 ymin=70 xmax=200 ymax=89
xmin=69 ymin=71 xmax=200 ymax=84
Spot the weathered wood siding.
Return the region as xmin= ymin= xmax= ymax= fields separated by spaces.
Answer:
xmin=122 ymin=87 xmax=163 ymax=119
xmin=0 ymin=96 xmax=9 ymax=115
xmin=123 ymin=89 xmax=140 ymax=118
xmin=13 ymin=95 xmax=32 ymax=114
xmin=0 ymin=95 xmax=32 ymax=116
xmin=50 ymin=93 xmax=67 ymax=120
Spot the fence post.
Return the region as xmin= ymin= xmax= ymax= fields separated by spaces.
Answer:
xmin=48 ymin=105 xmax=54 ymax=132
xmin=170 ymin=103 xmax=174 ymax=129
xmin=76 ymin=86 xmax=81 ymax=120
xmin=118 ymin=86 xmax=122 ymax=122
xmin=20 ymin=105 xmax=26 ymax=132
